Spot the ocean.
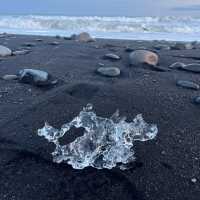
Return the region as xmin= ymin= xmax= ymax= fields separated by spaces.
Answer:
xmin=0 ymin=15 xmax=200 ymax=41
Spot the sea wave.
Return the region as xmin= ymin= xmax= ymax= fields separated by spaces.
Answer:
xmin=0 ymin=15 xmax=200 ymax=41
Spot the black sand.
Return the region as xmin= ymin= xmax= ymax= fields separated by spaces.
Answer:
xmin=0 ymin=34 xmax=200 ymax=200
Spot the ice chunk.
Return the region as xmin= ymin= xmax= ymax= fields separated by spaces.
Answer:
xmin=37 ymin=104 xmax=158 ymax=170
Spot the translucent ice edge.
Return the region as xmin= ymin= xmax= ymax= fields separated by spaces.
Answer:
xmin=37 ymin=104 xmax=158 ymax=170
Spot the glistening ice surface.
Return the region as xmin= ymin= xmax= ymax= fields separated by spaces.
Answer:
xmin=37 ymin=104 xmax=158 ymax=170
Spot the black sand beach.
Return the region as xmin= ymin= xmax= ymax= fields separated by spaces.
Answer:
xmin=0 ymin=34 xmax=200 ymax=200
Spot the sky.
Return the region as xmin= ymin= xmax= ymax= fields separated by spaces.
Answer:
xmin=0 ymin=0 xmax=200 ymax=16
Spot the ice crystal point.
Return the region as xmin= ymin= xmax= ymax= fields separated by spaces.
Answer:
xmin=83 ymin=103 xmax=93 ymax=111
xmin=37 ymin=104 xmax=158 ymax=170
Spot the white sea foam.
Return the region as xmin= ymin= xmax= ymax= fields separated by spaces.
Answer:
xmin=0 ymin=15 xmax=200 ymax=41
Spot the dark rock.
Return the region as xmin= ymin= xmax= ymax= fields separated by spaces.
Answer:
xmin=0 ymin=45 xmax=12 ymax=57
xmin=103 ymin=53 xmax=121 ymax=61
xmin=180 ymin=64 xmax=200 ymax=73
xmin=193 ymin=96 xmax=200 ymax=104
xmin=176 ymin=80 xmax=199 ymax=90
xmin=22 ymin=43 xmax=36 ymax=47
xmin=18 ymin=69 xmax=54 ymax=86
xmin=125 ymin=47 xmax=134 ymax=52
xmin=129 ymin=50 xmax=159 ymax=66
xmin=35 ymin=39 xmax=43 ymax=42
xmin=55 ymin=35 xmax=61 ymax=39
xmin=97 ymin=67 xmax=121 ymax=77
xmin=63 ymin=36 xmax=71 ymax=40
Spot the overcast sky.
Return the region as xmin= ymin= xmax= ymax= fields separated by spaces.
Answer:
xmin=0 ymin=0 xmax=200 ymax=16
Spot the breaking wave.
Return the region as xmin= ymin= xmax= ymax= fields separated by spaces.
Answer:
xmin=0 ymin=15 xmax=200 ymax=41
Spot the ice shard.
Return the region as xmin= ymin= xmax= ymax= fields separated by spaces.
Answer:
xmin=37 ymin=104 xmax=158 ymax=170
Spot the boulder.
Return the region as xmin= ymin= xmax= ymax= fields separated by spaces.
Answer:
xmin=129 ymin=50 xmax=159 ymax=66
xmin=72 ymin=32 xmax=95 ymax=42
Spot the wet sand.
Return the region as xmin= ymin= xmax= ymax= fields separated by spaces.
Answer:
xmin=0 ymin=34 xmax=200 ymax=200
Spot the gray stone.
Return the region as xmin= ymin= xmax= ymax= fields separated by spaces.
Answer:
xmin=180 ymin=64 xmax=200 ymax=73
xmin=176 ymin=80 xmax=199 ymax=90
xmin=48 ymin=41 xmax=60 ymax=45
xmin=125 ymin=47 xmax=134 ymax=52
xmin=18 ymin=69 xmax=50 ymax=86
xmin=0 ymin=45 xmax=12 ymax=57
xmin=104 ymin=53 xmax=121 ymax=60
xmin=12 ymin=50 xmax=31 ymax=56
xmin=2 ymin=74 xmax=18 ymax=80
xmin=129 ymin=50 xmax=159 ymax=66
xmin=97 ymin=67 xmax=120 ymax=77
xmin=168 ymin=62 xmax=185 ymax=69
xmin=154 ymin=44 xmax=171 ymax=50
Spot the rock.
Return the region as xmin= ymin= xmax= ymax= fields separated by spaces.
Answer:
xmin=22 ymin=43 xmax=36 ymax=47
xmin=48 ymin=41 xmax=60 ymax=45
xmin=180 ymin=64 xmax=200 ymax=73
xmin=2 ymin=74 xmax=18 ymax=80
xmin=125 ymin=47 xmax=134 ymax=52
xmin=98 ymin=63 xmax=105 ymax=67
xmin=176 ymin=80 xmax=199 ymax=90
xmin=171 ymin=42 xmax=193 ymax=50
xmin=72 ymin=32 xmax=95 ymax=42
xmin=55 ymin=35 xmax=61 ymax=39
xmin=0 ymin=45 xmax=12 ymax=57
xmin=153 ymin=44 xmax=171 ymax=50
xmin=35 ymin=39 xmax=43 ymax=42
xmin=103 ymin=53 xmax=121 ymax=61
xmin=193 ymin=96 xmax=200 ymax=104
xmin=12 ymin=50 xmax=31 ymax=56
xmin=129 ymin=50 xmax=159 ymax=66
xmin=168 ymin=62 xmax=185 ymax=69
xmin=18 ymin=69 xmax=52 ymax=86
xmin=97 ymin=67 xmax=120 ymax=77
xmin=63 ymin=36 xmax=71 ymax=40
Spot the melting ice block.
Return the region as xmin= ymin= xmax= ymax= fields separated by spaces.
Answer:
xmin=37 ymin=104 xmax=158 ymax=170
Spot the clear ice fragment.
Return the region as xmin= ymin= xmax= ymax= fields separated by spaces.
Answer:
xmin=37 ymin=104 xmax=158 ymax=170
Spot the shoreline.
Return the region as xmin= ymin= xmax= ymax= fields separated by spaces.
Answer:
xmin=1 ymin=32 xmax=200 ymax=42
